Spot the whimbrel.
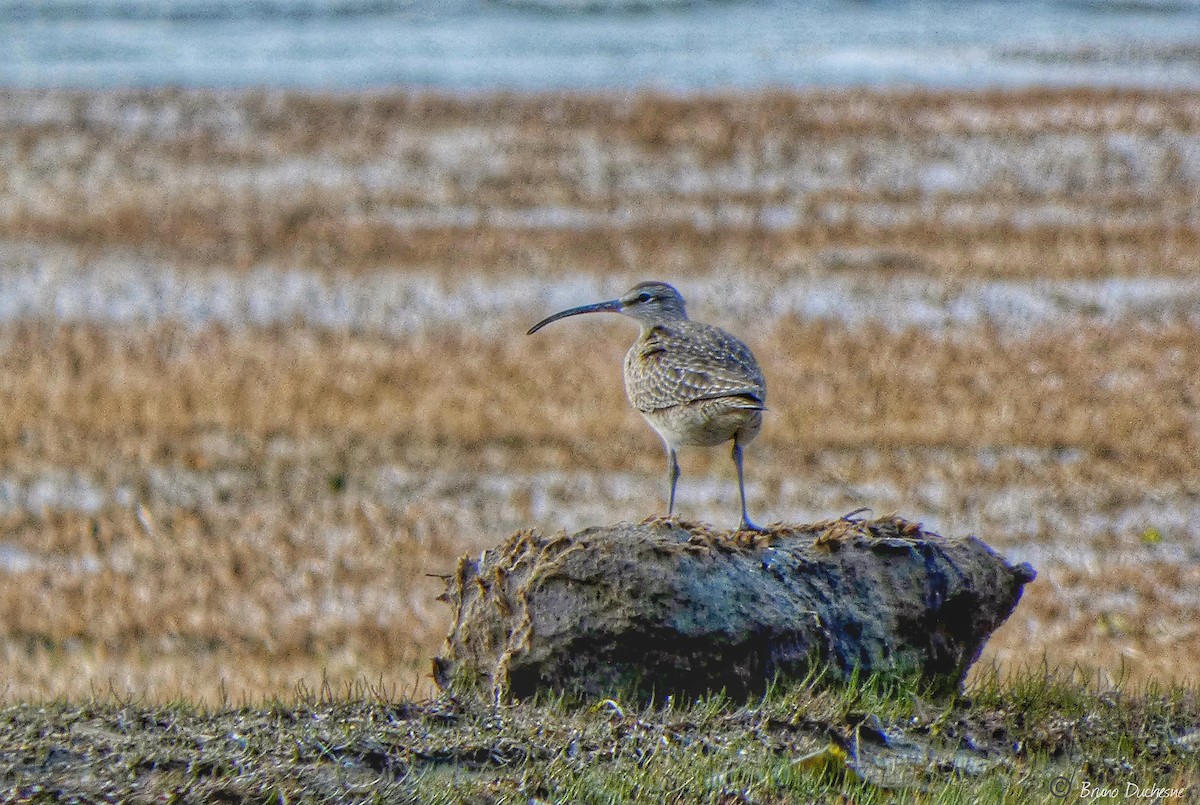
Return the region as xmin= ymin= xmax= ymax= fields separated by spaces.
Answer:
xmin=528 ymin=281 xmax=767 ymax=531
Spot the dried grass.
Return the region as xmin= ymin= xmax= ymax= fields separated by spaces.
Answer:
xmin=1 ymin=85 xmax=1198 ymax=701
xmin=1 ymin=87 xmax=1197 ymax=277
xmin=1 ymin=315 xmax=1197 ymax=699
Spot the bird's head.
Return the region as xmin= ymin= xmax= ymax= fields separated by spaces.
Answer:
xmin=527 ymin=281 xmax=688 ymax=335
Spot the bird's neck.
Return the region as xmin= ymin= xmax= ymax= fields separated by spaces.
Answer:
xmin=632 ymin=312 xmax=688 ymax=333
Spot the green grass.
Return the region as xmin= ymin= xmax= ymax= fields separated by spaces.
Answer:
xmin=2 ymin=666 xmax=1197 ymax=804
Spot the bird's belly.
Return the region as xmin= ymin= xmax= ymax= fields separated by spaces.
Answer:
xmin=640 ymin=400 xmax=762 ymax=448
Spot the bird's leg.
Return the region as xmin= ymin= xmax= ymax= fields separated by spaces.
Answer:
xmin=733 ymin=440 xmax=764 ymax=532
xmin=666 ymin=446 xmax=681 ymax=517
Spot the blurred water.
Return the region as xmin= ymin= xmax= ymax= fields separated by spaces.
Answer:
xmin=1 ymin=0 xmax=1200 ymax=89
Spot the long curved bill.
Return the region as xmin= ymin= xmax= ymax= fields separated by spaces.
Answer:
xmin=527 ymin=298 xmax=622 ymax=334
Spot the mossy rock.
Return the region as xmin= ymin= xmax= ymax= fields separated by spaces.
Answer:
xmin=434 ymin=516 xmax=1035 ymax=701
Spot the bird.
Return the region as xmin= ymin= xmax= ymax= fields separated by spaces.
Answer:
xmin=527 ymin=281 xmax=767 ymax=531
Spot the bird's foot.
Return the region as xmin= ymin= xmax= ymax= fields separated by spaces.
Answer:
xmin=735 ymin=518 xmax=769 ymax=534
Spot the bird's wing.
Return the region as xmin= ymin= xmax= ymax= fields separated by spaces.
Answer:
xmin=625 ymin=322 xmax=766 ymax=413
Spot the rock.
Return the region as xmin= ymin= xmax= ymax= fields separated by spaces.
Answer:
xmin=433 ymin=516 xmax=1036 ymax=701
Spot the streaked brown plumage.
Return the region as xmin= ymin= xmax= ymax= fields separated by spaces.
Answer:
xmin=527 ymin=281 xmax=766 ymax=531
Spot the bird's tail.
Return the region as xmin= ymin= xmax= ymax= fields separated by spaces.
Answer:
xmin=695 ymin=389 xmax=766 ymax=410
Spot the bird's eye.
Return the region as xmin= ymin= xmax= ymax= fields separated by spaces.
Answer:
xmin=636 ymin=292 xmax=652 ymax=303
